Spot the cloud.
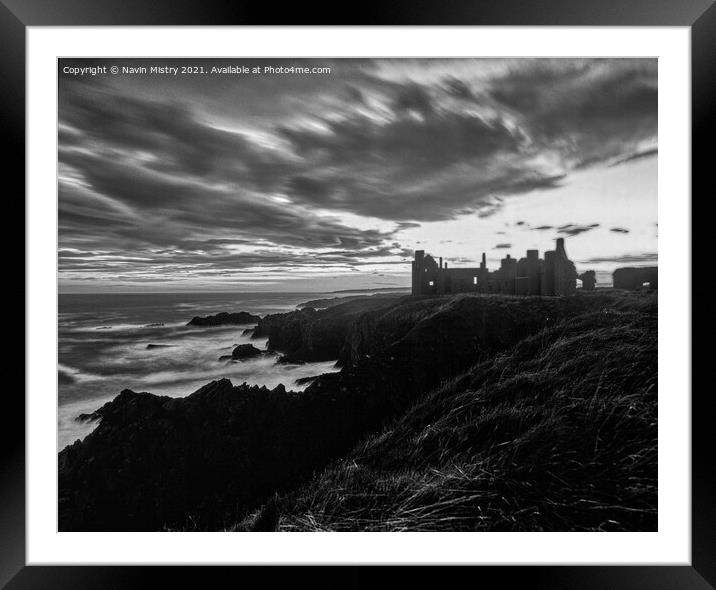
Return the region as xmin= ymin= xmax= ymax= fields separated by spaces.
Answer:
xmin=277 ymin=109 xmax=556 ymax=221
xmin=494 ymin=243 xmax=512 ymax=249
xmin=580 ymin=253 xmax=657 ymax=264
xmin=608 ymin=147 xmax=657 ymax=167
xmin=489 ymin=59 xmax=657 ymax=168
xmin=392 ymin=83 xmax=435 ymax=117
xmin=443 ymin=77 xmax=475 ymax=100
xmin=610 ymin=227 xmax=630 ymax=234
xmin=396 ymin=222 xmax=421 ymax=231
xmin=557 ymin=223 xmax=600 ymax=236
xmin=532 ymin=225 xmax=553 ymax=230
xmin=58 ymin=83 xmax=397 ymax=265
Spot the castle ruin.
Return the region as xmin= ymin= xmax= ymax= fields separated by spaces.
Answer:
xmin=411 ymin=237 xmax=585 ymax=296
xmin=612 ymin=266 xmax=658 ymax=290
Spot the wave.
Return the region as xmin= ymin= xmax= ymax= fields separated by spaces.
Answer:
xmin=63 ymin=320 xmax=188 ymax=333
xmin=58 ymin=363 xmax=104 ymax=384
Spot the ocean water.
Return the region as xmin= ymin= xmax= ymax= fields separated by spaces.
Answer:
xmin=58 ymin=291 xmax=346 ymax=450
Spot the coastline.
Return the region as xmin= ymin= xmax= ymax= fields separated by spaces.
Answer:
xmin=58 ymin=289 xmax=657 ymax=532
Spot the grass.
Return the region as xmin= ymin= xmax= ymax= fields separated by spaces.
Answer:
xmin=255 ymin=304 xmax=657 ymax=532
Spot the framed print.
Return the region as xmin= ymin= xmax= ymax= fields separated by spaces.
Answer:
xmin=8 ymin=0 xmax=714 ymax=587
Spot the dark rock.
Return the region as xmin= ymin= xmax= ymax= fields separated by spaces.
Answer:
xmin=219 ymin=343 xmax=264 ymax=362
xmin=59 ymin=378 xmax=345 ymax=531
xmin=252 ymin=294 xmax=403 ymax=363
xmin=187 ymin=311 xmax=261 ymax=327
xmin=146 ymin=344 xmax=175 ymax=349
xmin=241 ymin=327 xmax=255 ymax=336
xmin=233 ymin=345 xmax=262 ymax=359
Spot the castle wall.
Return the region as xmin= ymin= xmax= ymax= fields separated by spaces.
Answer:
xmin=441 ymin=268 xmax=482 ymax=293
xmin=543 ymin=251 xmax=555 ymax=295
xmin=613 ymin=266 xmax=658 ymax=290
xmin=515 ymin=276 xmax=529 ymax=295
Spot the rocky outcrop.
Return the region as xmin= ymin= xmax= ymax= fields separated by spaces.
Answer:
xmin=187 ymin=311 xmax=261 ymax=327
xmin=59 ymin=380 xmax=375 ymax=531
xmin=252 ymin=294 xmax=404 ymax=363
xmin=305 ymin=293 xmax=641 ymax=419
xmin=219 ymin=343 xmax=264 ymax=361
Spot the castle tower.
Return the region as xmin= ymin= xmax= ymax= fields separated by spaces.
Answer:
xmin=411 ymin=250 xmax=425 ymax=295
xmin=556 ymin=237 xmax=566 ymax=256
xmin=412 ymin=250 xmax=439 ymax=295
xmin=526 ymin=249 xmax=540 ymax=295
xmin=501 ymin=254 xmax=517 ymax=294
xmin=552 ymin=238 xmax=577 ymax=295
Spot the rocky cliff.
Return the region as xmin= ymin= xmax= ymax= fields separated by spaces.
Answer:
xmin=187 ymin=311 xmax=261 ymax=327
xmin=252 ymin=294 xmax=403 ymax=363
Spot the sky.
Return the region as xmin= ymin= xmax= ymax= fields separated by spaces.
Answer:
xmin=58 ymin=58 xmax=657 ymax=293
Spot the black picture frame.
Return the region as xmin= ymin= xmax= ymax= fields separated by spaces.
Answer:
xmin=7 ymin=1 xmax=713 ymax=587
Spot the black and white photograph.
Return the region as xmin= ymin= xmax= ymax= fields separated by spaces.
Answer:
xmin=57 ymin=57 xmax=658 ymax=533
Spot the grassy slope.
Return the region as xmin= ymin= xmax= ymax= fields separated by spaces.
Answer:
xmin=257 ymin=297 xmax=657 ymax=532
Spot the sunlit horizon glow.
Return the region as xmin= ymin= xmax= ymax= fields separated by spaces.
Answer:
xmin=58 ymin=58 xmax=657 ymax=294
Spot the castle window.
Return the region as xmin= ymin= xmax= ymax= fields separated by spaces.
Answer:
xmin=428 ymin=281 xmax=434 ymax=287
xmin=473 ymin=276 xmax=477 ymax=285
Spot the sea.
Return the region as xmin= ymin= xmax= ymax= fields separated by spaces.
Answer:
xmin=57 ymin=291 xmax=357 ymax=450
